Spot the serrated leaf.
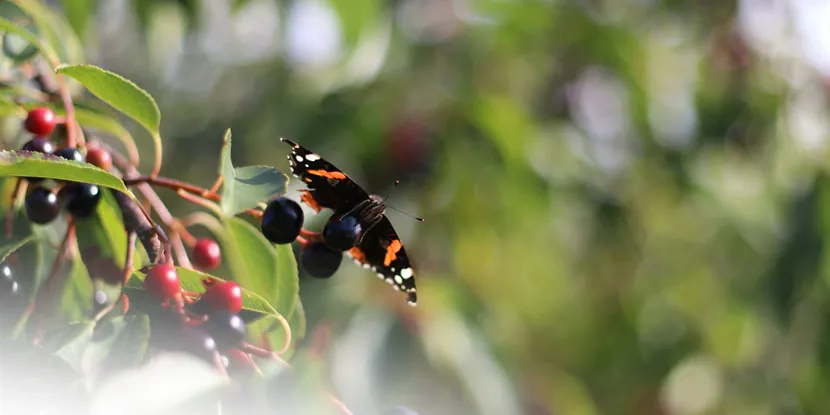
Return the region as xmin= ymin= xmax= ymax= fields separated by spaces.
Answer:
xmin=219 ymin=130 xmax=288 ymax=216
xmin=55 ymin=64 xmax=160 ymax=138
xmin=124 ymin=266 xmax=278 ymax=322
xmin=0 ymin=234 xmax=34 ymax=263
xmin=0 ymin=150 xmax=133 ymax=196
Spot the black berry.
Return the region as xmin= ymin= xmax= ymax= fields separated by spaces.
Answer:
xmin=21 ymin=137 xmax=55 ymax=183
xmin=322 ymin=215 xmax=362 ymax=251
xmin=21 ymin=137 xmax=55 ymax=154
xmin=0 ymin=263 xmax=18 ymax=297
xmin=54 ymin=147 xmax=84 ymax=163
xmin=301 ymin=241 xmax=342 ymax=279
xmin=59 ymin=182 xmax=101 ymax=218
xmin=204 ymin=310 xmax=247 ymax=349
xmin=261 ymin=197 xmax=304 ymax=244
xmin=177 ymin=327 xmax=218 ymax=362
xmin=24 ymin=107 xmax=57 ymax=136
xmin=24 ymin=186 xmax=60 ymax=224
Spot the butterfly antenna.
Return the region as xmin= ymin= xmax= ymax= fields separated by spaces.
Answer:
xmin=382 ymin=180 xmax=424 ymax=222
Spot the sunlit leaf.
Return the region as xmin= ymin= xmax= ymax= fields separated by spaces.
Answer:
xmin=219 ymin=129 xmax=288 ymax=216
xmin=55 ymin=64 xmax=161 ymax=138
xmin=0 ymin=150 xmax=132 ymax=195
xmin=125 ymin=266 xmax=279 ymax=322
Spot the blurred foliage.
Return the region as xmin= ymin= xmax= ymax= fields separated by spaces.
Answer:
xmin=27 ymin=0 xmax=830 ymax=414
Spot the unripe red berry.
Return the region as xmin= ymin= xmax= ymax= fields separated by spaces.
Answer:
xmin=85 ymin=147 xmax=112 ymax=171
xmin=143 ymin=263 xmax=181 ymax=302
xmin=24 ymin=107 xmax=57 ymax=136
xmin=201 ymin=281 xmax=243 ymax=314
xmin=191 ymin=238 xmax=221 ymax=270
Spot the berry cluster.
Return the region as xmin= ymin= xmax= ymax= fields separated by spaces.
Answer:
xmin=141 ymin=264 xmax=249 ymax=364
xmin=260 ymin=197 xmax=364 ymax=279
xmin=19 ymin=108 xmax=109 ymax=225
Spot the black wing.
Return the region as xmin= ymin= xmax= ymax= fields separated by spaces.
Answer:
xmin=347 ymin=216 xmax=417 ymax=306
xmin=281 ymin=138 xmax=370 ymax=213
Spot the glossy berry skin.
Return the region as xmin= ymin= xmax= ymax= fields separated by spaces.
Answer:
xmin=200 ymin=281 xmax=243 ymax=314
xmin=143 ymin=263 xmax=181 ymax=302
xmin=85 ymin=147 xmax=112 ymax=171
xmin=24 ymin=186 xmax=60 ymax=224
xmin=191 ymin=238 xmax=222 ymax=270
xmin=204 ymin=310 xmax=247 ymax=349
xmin=322 ymin=215 xmax=362 ymax=251
xmin=301 ymin=241 xmax=342 ymax=279
xmin=21 ymin=137 xmax=55 ymax=154
xmin=24 ymin=107 xmax=57 ymax=136
xmin=55 ymin=147 xmax=84 ymax=163
xmin=177 ymin=327 xmax=218 ymax=362
xmin=261 ymin=197 xmax=304 ymax=244
xmin=0 ymin=263 xmax=18 ymax=297
xmin=59 ymin=183 xmax=101 ymax=218
xmin=21 ymin=137 xmax=55 ymax=183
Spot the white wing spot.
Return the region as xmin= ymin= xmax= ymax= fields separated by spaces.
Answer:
xmin=304 ymin=163 xmax=309 ymax=168
xmin=394 ymin=275 xmax=403 ymax=284
xmin=400 ymin=268 xmax=413 ymax=279
xmin=295 ymin=155 xmax=304 ymax=162
xmin=306 ymin=153 xmax=321 ymax=161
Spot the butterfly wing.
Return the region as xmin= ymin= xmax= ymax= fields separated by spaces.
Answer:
xmin=347 ymin=216 xmax=417 ymax=306
xmin=281 ymin=138 xmax=370 ymax=213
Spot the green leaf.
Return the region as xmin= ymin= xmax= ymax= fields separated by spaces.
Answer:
xmin=41 ymin=322 xmax=95 ymax=372
xmin=330 ymin=0 xmax=380 ymax=47
xmin=0 ymin=150 xmax=133 ymax=196
xmin=124 ymin=266 xmax=278 ymax=322
xmin=219 ymin=129 xmax=288 ymax=216
xmin=11 ymin=0 xmax=84 ymax=65
xmin=59 ymin=249 xmax=94 ymax=322
xmin=55 ymin=64 xmax=161 ymax=138
xmin=0 ymin=234 xmax=34 ymax=264
xmin=58 ymin=0 xmax=96 ymax=39
xmin=100 ymin=314 xmax=150 ymax=377
xmin=0 ymin=14 xmax=56 ymax=62
xmin=75 ymin=189 xmax=128 ymax=279
xmin=219 ymin=217 xmax=298 ymax=320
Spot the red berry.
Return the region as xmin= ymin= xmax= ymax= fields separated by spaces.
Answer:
xmin=85 ymin=147 xmax=112 ymax=171
xmin=24 ymin=107 xmax=57 ymax=136
xmin=191 ymin=238 xmax=222 ymax=270
xmin=201 ymin=281 xmax=243 ymax=313
xmin=143 ymin=263 xmax=181 ymax=302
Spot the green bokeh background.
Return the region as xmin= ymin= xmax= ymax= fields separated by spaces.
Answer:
xmin=38 ymin=0 xmax=830 ymax=414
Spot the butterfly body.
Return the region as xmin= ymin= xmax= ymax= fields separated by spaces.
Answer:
xmin=281 ymin=138 xmax=418 ymax=306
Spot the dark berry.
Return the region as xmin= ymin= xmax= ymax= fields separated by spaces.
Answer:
xmin=85 ymin=147 xmax=112 ymax=171
xmin=21 ymin=137 xmax=55 ymax=154
xmin=143 ymin=263 xmax=181 ymax=302
xmin=191 ymin=238 xmax=221 ymax=270
xmin=0 ymin=263 xmax=18 ymax=297
xmin=383 ymin=406 xmax=419 ymax=415
xmin=54 ymin=147 xmax=84 ymax=163
xmin=24 ymin=186 xmax=60 ymax=224
xmin=24 ymin=107 xmax=57 ymax=136
xmin=301 ymin=241 xmax=342 ymax=279
xmin=261 ymin=197 xmax=304 ymax=244
xmin=199 ymin=281 xmax=243 ymax=314
xmin=59 ymin=182 xmax=101 ymax=218
xmin=177 ymin=327 xmax=218 ymax=362
xmin=204 ymin=310 xmax=246 ymax=349
xmin=322 ymin=215 xmax=362 ymax=251
xmin=21 ymin=137 xmax=55 ymax=183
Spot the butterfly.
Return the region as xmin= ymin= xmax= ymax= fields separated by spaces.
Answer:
xmin=281 ymin=138 xmax=417 ymax=306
